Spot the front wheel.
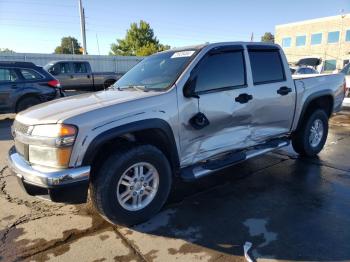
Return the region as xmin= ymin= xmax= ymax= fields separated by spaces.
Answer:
xmin=89 ymin=145 xmax=172 ymax=226
xmin=292 ymin=109 xmax=329 ymax=157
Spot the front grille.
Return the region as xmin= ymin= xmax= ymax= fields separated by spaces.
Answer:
xmin=13 ymin=120 xmax=30 ymax=161
xmin=13 ymin=120 xmax=30 ymax=134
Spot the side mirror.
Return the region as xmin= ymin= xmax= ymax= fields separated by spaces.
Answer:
xmin=183 ymin=78 xmax=199 ymax=98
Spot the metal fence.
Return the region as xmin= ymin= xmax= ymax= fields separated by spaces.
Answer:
xmin=0 ymin=53 xmax=143 ymax=73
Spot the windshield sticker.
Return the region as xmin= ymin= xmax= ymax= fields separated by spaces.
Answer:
xmin=171 ymin=51 xmax=195 ymax=58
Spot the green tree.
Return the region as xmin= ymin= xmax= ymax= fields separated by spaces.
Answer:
xmin=0 ymin=48 xmax=15 ymax=53
xmin=261 ymin=32 xmax=275 ymax=43
xmin=54 ymin=36 xmax=82 ymax=54
xmin=110 ymin=20 xmax=170 ymax=56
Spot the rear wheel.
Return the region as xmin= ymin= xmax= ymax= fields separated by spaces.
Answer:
xmin=89 ymin=145 xmax=172 ymax=226
xmin=292 ymin=109 xmax=328 ymax=157
xmin=16 ymin=96 xmax=40 ymax=112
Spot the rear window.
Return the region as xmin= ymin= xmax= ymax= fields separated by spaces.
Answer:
xmin=248 ymin=50 xmax=285 ymax=85
xmin=74 ymin=63 xmax=88 ymax=73
xmin=20 ymin=69 xmax=43 ymax=80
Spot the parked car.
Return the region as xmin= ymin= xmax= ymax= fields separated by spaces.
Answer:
xmin=8 ymin=42 xmax=346 ymax=226
xmin=291 ymin=66 xmax=319 ymax=75
xmin=44 ymin=61 xmax=120 ymax=91
xmin=341 ymin=63 xmax=350 ymax=97
xmin=0 ymin=61 xmax=63 ymax=113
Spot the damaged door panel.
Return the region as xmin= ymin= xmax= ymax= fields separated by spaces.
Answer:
xmin=178 ymin=45 xmax=256 ymax=165
xmin=246 ymin=46 xmax=296 ymax=142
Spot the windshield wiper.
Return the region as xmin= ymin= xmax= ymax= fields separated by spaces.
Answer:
xmin=115 ymin=85 xmax=148 ymax=92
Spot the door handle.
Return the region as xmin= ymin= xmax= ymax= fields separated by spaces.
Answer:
xmin=11 ymin=84 xmax=17 ymax=88
xmin=70 ymin=75 xmax=74 ymax=79
xmin=277 ymin=86 xmax=292 ymax=96
xmin=235 ymin=93 xmax=253 ymax=104
xmin=87 ymin=75 xmax=90 ymax=78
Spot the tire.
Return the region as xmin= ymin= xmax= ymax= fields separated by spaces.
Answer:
xmin=89 ymin=145 xmax=172 ymax=226
xmin=292 ymin=109 xmax=329 ymax=157
xmin=103 ymin=79 xmax=116 ymax=89
xmin=16 ymin=96 xmax=41 ymax=113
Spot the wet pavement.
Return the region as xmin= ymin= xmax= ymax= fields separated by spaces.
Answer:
xmin=0 ymin=112 xmax=350 ymax=261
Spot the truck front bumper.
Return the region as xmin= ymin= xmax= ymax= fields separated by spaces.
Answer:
xmin=8 ymin=147 xmax=90 ymax=204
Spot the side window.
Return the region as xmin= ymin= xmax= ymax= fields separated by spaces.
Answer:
xmin=248 ymin=50 xmax=285 ymax=85
xmin=194 ymin=51 xmax=246 ymax=93
xmin=19 ymin=69 xmax=43 ymax=80
xmin=0 ymin=68 xmax=19 ymax=82
xmin=341 ymin=63 xmax=350 ymax=75
xmin=73 ymin=63 xmax=88 ymax=73
xmin=59 ymin=63 xmax=72 ymax=74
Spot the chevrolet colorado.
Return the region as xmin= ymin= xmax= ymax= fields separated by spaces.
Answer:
xmin=8 ymin=42 xmax=346 ymax=225
xmin=44 ymin=61 xmax=120 ymax=91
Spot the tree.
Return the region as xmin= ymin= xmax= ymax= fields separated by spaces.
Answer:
xmin=54 ymin=36 xmax=82 ymax=54
xmin=110 ymin=20 xmax=170 ymax=56
xmin=0 ymin=48 xmax=15 ymax=53
xmin=261 ymin=32 xmax=275 ymax=43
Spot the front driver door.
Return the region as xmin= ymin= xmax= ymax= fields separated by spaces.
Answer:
xmin=178 ymin=46 xmax=256 ymax=166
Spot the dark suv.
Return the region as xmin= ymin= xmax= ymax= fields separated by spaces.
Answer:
xmin=0 ymin=61 xmax=63 ymax=113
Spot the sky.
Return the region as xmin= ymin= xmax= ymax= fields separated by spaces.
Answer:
xmin=0 ymin=0 xmax=349 ymax=55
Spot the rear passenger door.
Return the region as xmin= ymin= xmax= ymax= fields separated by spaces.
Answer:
xmin=0 ymin=68 xmax=21 ymax=112
xmin=72 ymin=62 xmax=93 ymax=90
xmin=247 ymin=46 xmax=296 ymax=142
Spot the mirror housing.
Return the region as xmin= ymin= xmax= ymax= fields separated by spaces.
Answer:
xmin=183 ymin=78 xmax=199 ymax=98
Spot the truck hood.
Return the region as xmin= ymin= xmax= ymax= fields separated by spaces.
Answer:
xmin=16 ymin=90 xmax=158 ymax=125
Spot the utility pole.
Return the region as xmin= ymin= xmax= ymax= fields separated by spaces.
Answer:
xmin=78 ymin=0 xmax=87 ymax=54
xmin=71 ymin=40 xmax=75 ymax=54
xmin=96 ymin=33 xmax=100 ymax=55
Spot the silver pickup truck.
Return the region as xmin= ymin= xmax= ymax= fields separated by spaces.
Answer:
xmin=8 ymin=42 xmax=346 ymax=226
xmin=44 ymin=61 xmax=120 ymax=91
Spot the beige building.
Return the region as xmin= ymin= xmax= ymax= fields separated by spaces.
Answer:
xmin=275 ymin=14 xmax=350 ymax=71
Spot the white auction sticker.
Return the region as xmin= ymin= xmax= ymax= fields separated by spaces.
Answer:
xmin=171 ymin=51 xmax=195 ymax=58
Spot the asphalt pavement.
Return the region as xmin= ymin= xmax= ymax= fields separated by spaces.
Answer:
xmin=0 ymin=112 xmax=350 ymax=261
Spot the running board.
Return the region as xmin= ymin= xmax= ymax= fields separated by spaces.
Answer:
xmin=180 ymin=138 xmax=289 ymax=181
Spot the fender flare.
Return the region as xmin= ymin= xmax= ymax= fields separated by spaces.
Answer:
xmin=82 ymin=118 xmax=180 ymax=169
xmin=295 ymin=89 xmax=334 ymax=130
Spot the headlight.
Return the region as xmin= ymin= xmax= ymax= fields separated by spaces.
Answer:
xmin=28 ymin=124 xmax=77 ymax=168
xmin=29 ymin=145 xmax=72 ymax=168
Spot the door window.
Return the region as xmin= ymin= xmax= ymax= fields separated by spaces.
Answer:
xmin=248 ymin=50 xmax=285 ymax=85
xmin=0 ymin=68 xmax=19 ymax=82
xmin=73 ymin=63 xmax=88 ymax=73
xmin=19 ymin=69 xmax=43 ymax=80
xmin=59 ymin=63 xmax=72 ymax=74
xmin=194 ymin=50 xmax=246 ymax=93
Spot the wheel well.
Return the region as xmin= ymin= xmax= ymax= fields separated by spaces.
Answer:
xmin=305 ymin=95 xmax=333 ymax=117
xmin=89 ymin=128 xmax=179 ymax=180
xmin=15 ymin=94 xmax=40 ymax=113
xmin=297 ymin=95 xmax=333 ymax=130
xmin=104 ymin=79 xmax=116 ymax=86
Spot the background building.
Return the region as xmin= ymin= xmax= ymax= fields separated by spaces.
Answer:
xmin=275 ymin=13 xmax=350 ymax=71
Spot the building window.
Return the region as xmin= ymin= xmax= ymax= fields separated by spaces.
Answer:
xmin=328 ymin=31 xmax=340 ymax=43
xmin=296 ymin=35 xmax=306 ymax=47
xmin=311 ymin=33 xmax=322 ymax=45
xmin=282 ymin=37 xmax=292 ymax=47
xmin=346 ymin=30 xmax=350 ymax=42
xmin=324 ymin=60 xmax=337 ymax=71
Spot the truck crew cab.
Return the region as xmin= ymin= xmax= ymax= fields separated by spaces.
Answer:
xmin=8 ymin=42 xmax=346 ymax=225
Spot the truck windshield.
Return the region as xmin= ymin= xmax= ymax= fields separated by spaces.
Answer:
xmin=114 ymin=50 xmax=197 ymax=91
